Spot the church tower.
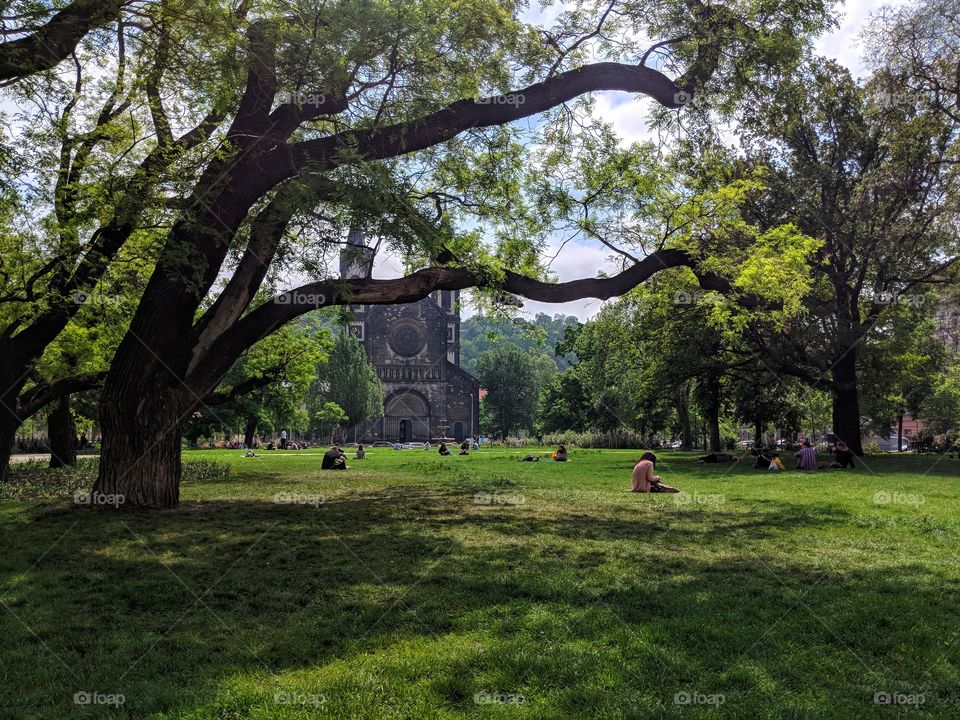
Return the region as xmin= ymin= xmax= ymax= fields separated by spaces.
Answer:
xmin=339 ymin=231 xmax=479 ymax=443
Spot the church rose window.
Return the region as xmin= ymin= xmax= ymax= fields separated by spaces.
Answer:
xmin=388 ymin=321 xmax=426 ymax=357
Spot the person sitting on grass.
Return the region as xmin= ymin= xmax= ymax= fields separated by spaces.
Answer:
xmin=321 ymin=445 xmax=348 ymax=470
xmin=767 ymin=452 xmax=785 ymax=471
xmin=630 ymin=452 xmax=679 ymax=493
xmin=553 ymin=444 xmax=569 ymax=462
xmin=826 ymin=440 xmax=855 ymax=469
xmin=795 ymin=439 xmax=817 ymax=470
xmin=697 ymin=452 xmax=735 ymax=463
xmin=438 ymin=443 xmax=451 ymax=456
xmin=355 ymin=444 xmax=366 ymax=460
xmin=459 ymin=440 xmax=470 ymax=455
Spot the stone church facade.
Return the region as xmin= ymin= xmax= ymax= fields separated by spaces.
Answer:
xmin=341 ymin=233 xmax=480 ymax=442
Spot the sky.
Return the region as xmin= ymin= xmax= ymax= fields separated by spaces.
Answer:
xmin=373 ymin=0 xmax=909 ymax=322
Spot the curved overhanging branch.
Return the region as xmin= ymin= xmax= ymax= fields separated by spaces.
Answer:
xmin=0 ymin=0 xmax=125 ymax=83
xmin=17 ymin=371 xmax=107 ymax=421
xmin=188 ymin=248 xmax=734 ymax=395
xmin=277 ymin=62 xmax=689 ymax=181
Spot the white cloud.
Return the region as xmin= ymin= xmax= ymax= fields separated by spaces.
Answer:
xmin=814 ymin=0 xmax=910 ymax=78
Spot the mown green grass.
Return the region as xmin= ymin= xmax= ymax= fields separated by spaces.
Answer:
xmin=2 ymin=448 xmax=960 ymax=719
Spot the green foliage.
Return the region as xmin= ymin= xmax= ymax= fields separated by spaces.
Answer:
xmin=476 ymin=343 xmax=540 ymax=438
xmin=308 ymin=331 xmax=382 ymax=436
xmin=460 ymin=312 xmax=580 ymax=374
xmin=187 ymin=318 xmax=331 ymax=443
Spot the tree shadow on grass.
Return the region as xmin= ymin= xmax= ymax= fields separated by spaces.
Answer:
xmin=1 ymin=489 xmax=958 ymax=719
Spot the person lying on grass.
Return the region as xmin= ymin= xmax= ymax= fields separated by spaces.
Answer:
xmin=630 ymin=452 xmax=679 ymax=493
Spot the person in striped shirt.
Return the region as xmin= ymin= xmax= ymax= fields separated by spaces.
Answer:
xmin=795 ymin=440 xmax=817 ymax=470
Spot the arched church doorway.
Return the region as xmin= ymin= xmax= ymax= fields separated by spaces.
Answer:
xmin=384 ymin=391 xmax=431 ymax=441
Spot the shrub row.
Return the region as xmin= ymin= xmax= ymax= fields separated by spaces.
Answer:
xmin=1 ymin=458 xmax=231 ymax=501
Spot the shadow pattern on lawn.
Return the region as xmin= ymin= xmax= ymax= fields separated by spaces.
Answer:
xmin=1 ymin=488 xmax=959 ymax=719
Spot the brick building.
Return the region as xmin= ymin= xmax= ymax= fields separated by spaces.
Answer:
xmin=341 ymin=232 xmax=480 ymax=442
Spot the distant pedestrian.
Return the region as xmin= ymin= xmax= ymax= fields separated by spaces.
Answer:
xmin=280 ymin=429 xmax=288 ymax=450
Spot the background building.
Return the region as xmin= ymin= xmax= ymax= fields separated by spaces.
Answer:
xmin=341 ymin=232 xmax=480 ymax=442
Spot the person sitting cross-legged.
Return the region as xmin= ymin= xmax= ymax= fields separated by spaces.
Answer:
xmin=795 ymin=440 xmax=817 ymax=470
xmin=630 ymin=452 xmax=679 ymax=493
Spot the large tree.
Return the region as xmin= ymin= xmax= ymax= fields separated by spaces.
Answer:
xmin=0 ymin=0 xmax=244 ymax=479
xmin=737 ymin=58 xmax=960 ymax=454
xmin=30 ymin=0 xmax=834 ymax=508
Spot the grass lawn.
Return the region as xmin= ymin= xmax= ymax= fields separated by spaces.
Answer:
xmin=2 ymin=447 xmax=960 ymax=719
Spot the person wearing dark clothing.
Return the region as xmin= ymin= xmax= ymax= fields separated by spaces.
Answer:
xmin=830 ymin=441 xmax=856 ymax=469
xmin=459 ymin=440 xmax=470 ymax=455
xmin=438 ymin=443 xmax=451 ymax=456
xmin=697 ymin=453 xmax=735 ymax=464
xmin=321 ymin=446 xmax=347 ymax=470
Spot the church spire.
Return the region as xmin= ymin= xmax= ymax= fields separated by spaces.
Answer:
xmin=340 ymin=227 xmax=375 ymax=280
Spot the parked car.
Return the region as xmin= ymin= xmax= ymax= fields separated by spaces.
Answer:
xmin=876 ymin=435 xmax=911 ymax=452
xmin=372 ymin=441 xmax=394 ymax=448
xmin=402 ymin=442 xmax=427 ymax=450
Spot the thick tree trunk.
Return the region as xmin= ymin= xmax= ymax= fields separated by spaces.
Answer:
xmin=754 ymin=418 xmax=764 ymax=449
xmin=0 ymin=418 xmax=15 ymax=483
xmin=704 ymin=376 xmax=722 ymax=452
xmin=897 ymin=413 xmax=904 ymax=453
xmin=95 ymin=390 xmax=183 ymax=509
xmin=48 ymin=395 xmax=77 ymax=468
xmin=244 ymin=415 xmax=258 ymax=448
xmin=675 ymin=387 xmax=693 ymax=450
xmin=95 ymin=330 xmax=190 ymax=510
xmin=831 ymin=349 xmax=863 ymax=456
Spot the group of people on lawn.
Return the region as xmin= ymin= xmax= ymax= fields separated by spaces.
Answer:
xmin=318 ymin=440 xmax=857 ymax=496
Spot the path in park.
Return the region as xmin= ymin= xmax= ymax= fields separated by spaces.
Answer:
xmin=10 ymin=454 xmax=51 ymax=463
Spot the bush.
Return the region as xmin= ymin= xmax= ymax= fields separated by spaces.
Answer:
xmin=542 ymin=430 xmax=650 ymax=449
xmin=181 ymin=459 xmax=232 ymax=482
xmin=911 ymin=428 xmax=936 ymax=454
xmin=1 ymin=457 xmax=231 ymax=501
xmin=1 ymin=459 xmax=98 ymax=500
xmin=862 ymin=439 xmax=884 ymax=456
